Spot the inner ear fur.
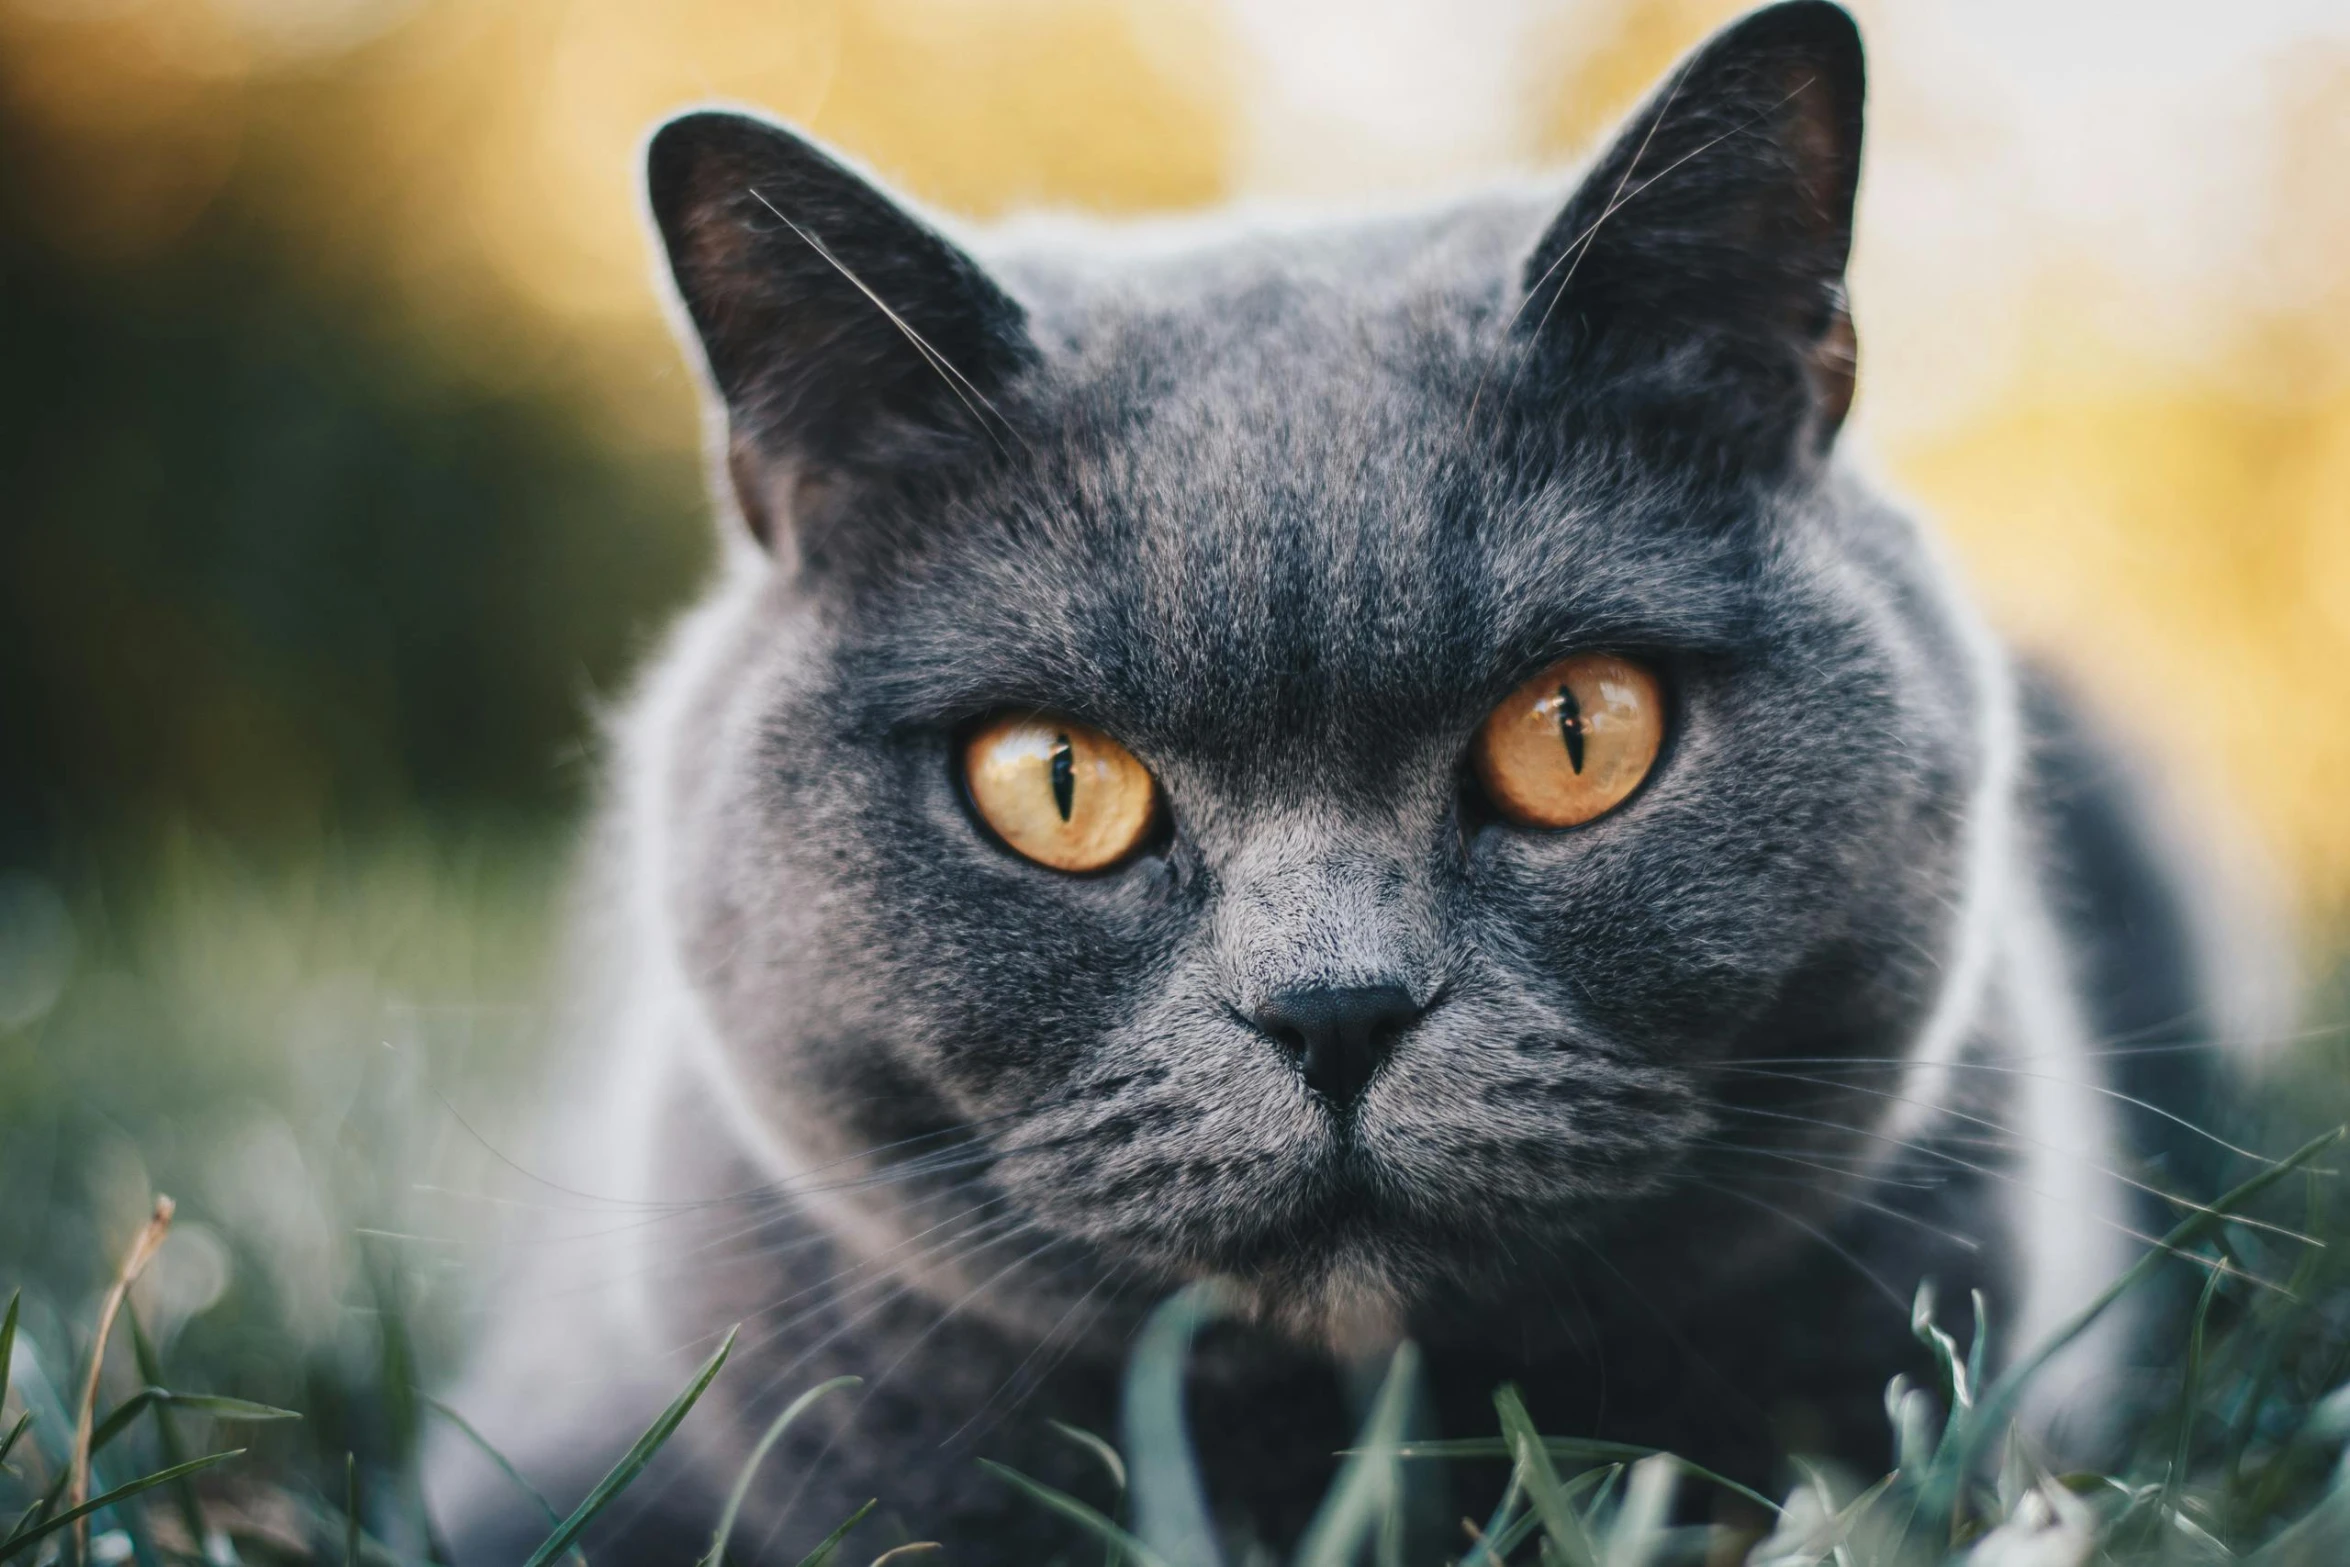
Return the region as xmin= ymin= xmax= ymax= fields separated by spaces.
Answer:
xmin=1519 ymin=0 xmax=1866 ymax=461
xmin=645 ymin=110 xmax=1036 ymax=554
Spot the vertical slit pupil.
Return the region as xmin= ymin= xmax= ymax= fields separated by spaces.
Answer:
xmin=1050 ymin=734 xmax=1076 ymax=821
xmin=1555 ymin=685 xmax=1585 ymax=774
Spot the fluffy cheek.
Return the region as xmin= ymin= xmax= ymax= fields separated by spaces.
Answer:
xmin=1473 ymin=647 xmax=1960 ymax=1046
xmin=1469 ymin=781 xmax=1900 ymax=1056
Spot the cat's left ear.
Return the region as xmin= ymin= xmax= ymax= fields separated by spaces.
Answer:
xmin=646 ymin=111 xmax=1035 ymax=560
xmin=1519 ymin=0 xmax=1863 ymax=463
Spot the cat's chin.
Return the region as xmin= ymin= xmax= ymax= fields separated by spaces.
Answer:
xmin=1214 ymin=1251 xmax=1413 ymax=1360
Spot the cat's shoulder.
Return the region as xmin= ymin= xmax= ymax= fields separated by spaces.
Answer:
xmin=2014 ymin=661 xmax=2290 ymax=1161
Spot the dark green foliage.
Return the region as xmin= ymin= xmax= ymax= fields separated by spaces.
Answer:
xmin=0 ymin=139 xmax=708 ymax=868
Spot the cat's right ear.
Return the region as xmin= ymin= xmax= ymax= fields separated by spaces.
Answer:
xmin=645 ymin=111 xmax=1035 ymax=559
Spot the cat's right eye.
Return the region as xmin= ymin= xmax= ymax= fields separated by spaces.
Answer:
xmin=963 ymin=714 xmax=1159 ymax=873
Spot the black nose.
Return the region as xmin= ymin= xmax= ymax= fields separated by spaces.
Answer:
xmin=1251 ymin=984 xmax=1421 ymax=1108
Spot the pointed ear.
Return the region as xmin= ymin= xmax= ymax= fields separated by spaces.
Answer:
xmin=645 ymin=111 xmax=1035 ymax=553
xmin=1518 ymin=1 xmax=1864 ymax=463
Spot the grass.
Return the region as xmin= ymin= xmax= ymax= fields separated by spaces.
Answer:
xmin=12 ymin=1135 xmax=2350 ymax=1567
xmin=9 ymin=839 xmax=2350 ymax=1565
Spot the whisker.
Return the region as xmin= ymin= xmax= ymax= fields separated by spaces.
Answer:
xmin=1561 ymin=1232 xmax=1777 ymax=1434
xmin=741 ymin=1229 xmax=1084 ymax=1562
xmin=745 ymin=191 xmax=1028 ymax=458
xmin=417 ymin=1080 xmax=1087 ymax=1222
xmin=468 ymin=1183 xmax=1016 ymax=1325
xmin=1711 ymin=1059 xmax=2279 ymax=1168
xmin=1683 ymin=1136 xmax=1949 ymax=1192
xmin=1710 ymin=1101 xmax=2303 ymax=1292
xmin=731 ymin=1204 xmax=1037 ymax=1355
xmin=940 ymin=1262 xmax=1132 ymax=1450
xmin=1695 ymin=1167 xmax=1983 ymax=1253
xmin=1690 ymin=1179 xmax=1912 ymax=1311
xmin=1707 ymin=1071 xmax=2323 ymax=1246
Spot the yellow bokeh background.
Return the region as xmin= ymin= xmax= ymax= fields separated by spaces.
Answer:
xmin=5 ymin=0 xmax=2344 ymax=918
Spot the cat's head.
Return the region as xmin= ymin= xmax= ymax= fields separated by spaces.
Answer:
xmin=638 ymin=1 xmax=1989 ymax=1344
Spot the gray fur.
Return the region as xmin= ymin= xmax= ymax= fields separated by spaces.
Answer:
xmin=427 ymin=5 xmax=2271 ymax=1560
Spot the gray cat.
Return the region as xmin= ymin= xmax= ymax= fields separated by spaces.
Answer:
xmin=426 ymin=4 xmax=2277 ymax=1560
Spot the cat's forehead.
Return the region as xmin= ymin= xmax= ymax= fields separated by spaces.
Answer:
xmin=853 ymin=349 xmax=1762 ymax=790
xmin=981 ymin=185 xmax=1557 ymax=331
xmin=983 ymin=205 xmax=1713 ymax=558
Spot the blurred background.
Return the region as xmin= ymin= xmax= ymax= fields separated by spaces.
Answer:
xmin=2 ymin=0 xmax=2347 ymax=1500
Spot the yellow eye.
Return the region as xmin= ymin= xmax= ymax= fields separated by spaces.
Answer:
xmin=963 ymin=714 xmax=1159 ymax=872
xmin=1472 ymin=653 xmax=1665 ymax=829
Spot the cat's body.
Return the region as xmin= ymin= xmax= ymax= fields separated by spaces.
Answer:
xmin=427 ymin=6 xmax=2274 ymax=1561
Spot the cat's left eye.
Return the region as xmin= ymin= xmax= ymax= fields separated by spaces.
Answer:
xmin=963 ymin=714 xmax=1159 ymax=872
xmin=1471 ymin=652 xmax=1665 ymax=830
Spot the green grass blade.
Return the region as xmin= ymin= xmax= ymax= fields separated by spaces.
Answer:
xmin=1392 ymin=1438 xmax=1780 ymax=1518
xmin=518 ymin=1325 xmax=739 ymax=1567
xmin=88 ymin=1391 xmax=301 ymax=1457
xmin=698 ymin=1376 xmax=859 ymax=1567
xmin=0 ymin=1450 xmax=245 ymax=1563
xmin=1047 ymin=1422 xmax=1128 ymax=1498
xmin=1493 ymin=1471 xmax=1613 ymax=1567
xmin=1473 ymin=1505 xmax=1547 ymax=1566
xmin=0 ymin=1294 xmax=36 ymax=1548
xmin=1292 ymin=1343 xmax=1418 ymax=1567
xmin=357 ymin=1239 xmax=449 ymax=1567
xmin=978 ymin=1460 xmax=1177 ymax=1567
xmin=126 ymin=1311 xmax=212 ymax=1567
xmin=7 ymin=1464 xmax=71 ymax=1547
xmin=1120 ymin=1283 xmax=1227 ymax=1567
xmin=152 ymin=1396 xmax=300 ymax=1424
xmin=787 ymin=1499 xmax=876 ymax=1567
xmin=425 ymin=1398 xmax=582 ymax=1567
xmin=2162 ymin=1260 xmax=2230 ymax=1522
xmin=1909 ymin=1283 xmax=1969 ymax=1415
xmin=863 ymin=1544 xmax=941 ymax=1567
xmin=1459 ymin=1457 xmax=1526 ymax=1567
xmin=1765 ymin=1464 xmax=1892 ymax=1567
xmin=88 ymin=1393 xmax=165 ymax=1461
xmin=345 ymin=1454 xmax=362 ymax=1567
xmin=1950 ymin=1125 xmax=2344 ymax=1498
xmin=1598 ymin=1455 xmax=1675 ymax=1567
xmin=278 ymin=1493 xmax=442 ymax=1567
xmin=1965 ymin=1290 xmax=1990 ymax=1423
xmin=2242 ymin=1478 xmax=2350 ymax=1567
xmin=2228 ymin=1169 xmax=2335 ymax=1509
xmin=1495 ymin=1387 xmax=1598 ymax=1567
xmin=1048 ymin=1421 xmax=1130 ymax=1567
xmin=0 ymin=1293 xmax=18 ymax=1406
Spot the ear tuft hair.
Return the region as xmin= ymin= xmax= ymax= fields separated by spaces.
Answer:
xmin=645 ymin=112 xmax=1036 ymax=550
xmin=1519 ymin=0 xmax=1866 ymax=462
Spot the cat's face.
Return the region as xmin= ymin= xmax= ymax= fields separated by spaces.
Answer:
xmin=645 ymin=2 xmax=1982 ymax=1340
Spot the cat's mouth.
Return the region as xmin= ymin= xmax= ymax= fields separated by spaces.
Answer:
xmin=1178 ymin=1143 xmax=1435 ymax=1280
xmin=1216 ymin=1143 xmax=1565 ymax=1351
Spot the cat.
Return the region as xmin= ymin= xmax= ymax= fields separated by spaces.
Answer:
xmin=425 ymin=3 xmax=2280 ymax=1560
